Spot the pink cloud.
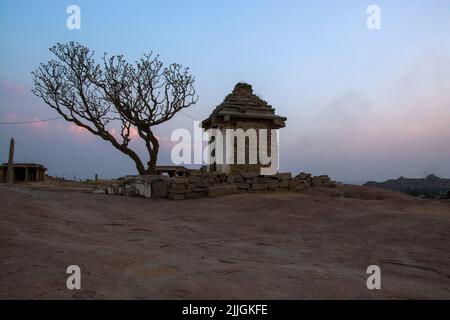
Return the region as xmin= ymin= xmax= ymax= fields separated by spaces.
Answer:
xmin=3 ymin=112 xmax=21 ymax=122
xmin=0 ymin=80 xmax=26 ymax=95
xmin=31 ymin=117 xmax=49 ymax=129
xmin=130 ymin=126 xmax=139 ymax=139
xmin=155 ymin=135 xmax=178 ymax=149
xmin=68 ymin=123 xmax=89 ymax=135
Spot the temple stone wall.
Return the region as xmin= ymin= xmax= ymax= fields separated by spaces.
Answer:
xmin=98 ymin=171 xmax=335 ymax=200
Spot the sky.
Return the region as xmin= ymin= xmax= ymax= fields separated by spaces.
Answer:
xmin=0 ymin=0 xmax=449 ymax=183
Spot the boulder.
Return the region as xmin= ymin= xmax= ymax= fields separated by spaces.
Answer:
xmin=276 ymin=172 xmax=292 ymax=180
xmin=298 ymin=172 xmax=308 ymax=180
xmin=293 ymin=183 xmax=308 ymax=191
xmin=288 ymin=180 xmax=301 ymax=189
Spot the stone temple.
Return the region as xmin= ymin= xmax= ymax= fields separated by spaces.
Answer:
xmin=0 ymin=163 xmax=47 ymax=182
xmin=201 ymin=83 xmax=286 ymax=174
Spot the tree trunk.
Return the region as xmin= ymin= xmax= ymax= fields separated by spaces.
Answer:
xmin=146 ymin=142 xmax=159 ymax=174
xmin=119 ymin=146 xmax=146 ymax=175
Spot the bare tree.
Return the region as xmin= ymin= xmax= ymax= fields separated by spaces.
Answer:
xmin=32 ymin=42 xmax=197 ymax=174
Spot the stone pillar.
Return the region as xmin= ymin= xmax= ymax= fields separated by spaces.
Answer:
xmin=6 ymin=138 xmax=14 ymax=184
xmin=25 ymin=167 xmax=29 ymax=182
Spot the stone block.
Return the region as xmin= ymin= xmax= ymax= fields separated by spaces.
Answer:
xmin=171 ymin=177 xmax=189 ymax=184
xmin=151 ymin=180 xmax=168 ymax=198
xmin=241 ymin=172 xmax=259 ymax=179
xmin=320 ymin=175 xmax=331 ymax=186
xmin=278 ymin=181 xmax=289 ymax=188
xmin=169 ymin=193 xmax=185 ymax=200
xmin=188 ymin=176 xmax=201 ymax=183
xmin=188 ymin=170 xmax=204 ymax=176
xmin=170 ymin=183 xmax=187 ymax=191
xmin=268 ymin=181 xmax=279 ymax=191
xmin=187 ymin=183 xmax=197 ymax=190
xmin=106 ymin=186 xmax=116 ymax=195
xmin=235 ymin=183 xmax=250 ymax=190
xmin=185 ymin=192 xmax=205 ymax=199
xmin=298 ymin=172 xmax=308 ymax=180
xmin=193 ymin=182 xmax=208 ymax=189
xmin=136 ymin=182 xmax=152 ymax=198
xmin=311 ymin=176 xmax=323 ymax=187
xmin=258 ymin=177 xmax=271 ymax=184
xmin=288 ymin=180 xmax=301 ymax=189
xmin=92 ymin=188 xmax=106 ymax=194
xmin=207 ymin=184 xmax=238 ymax=198
xmin=277 ymin=172 xmax=292 ymax=180
xmin=124 ymin=184 xmax=138 ymax=196
xmin=252 ymin=183 xmax=268 ymax=191
xmin=169 ymin=188 xmax=187 ymax=194
xmin=294 ymin=183 xmax=308 ymax=191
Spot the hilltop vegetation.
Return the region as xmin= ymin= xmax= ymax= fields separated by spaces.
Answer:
xmin=365 ymin=174 xmax=450 ymax=199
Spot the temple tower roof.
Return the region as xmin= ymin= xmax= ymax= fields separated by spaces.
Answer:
xmin=202 ymin=83 xmax=287 ymax=129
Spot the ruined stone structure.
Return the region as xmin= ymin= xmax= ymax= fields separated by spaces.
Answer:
xmin=0 ymin=163 xmax=47 ymax=182
xmin=100 ymin=171 xmax=334 ymax=200
xmin=94 ymin=83 xmax=336 ymax=200
xmin=154 ymin=166 xmax=189 ymax=177
xmin=6 ymin=138 xmax=14 ymax=183
xmin=201 ymin=83 xmax=286 ymax=174
xmin=0 ymin=137 xmax=47 ymax=183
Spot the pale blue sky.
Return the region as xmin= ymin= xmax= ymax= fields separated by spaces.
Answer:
xmin=1 ymin=0 xmax=449 ymax=182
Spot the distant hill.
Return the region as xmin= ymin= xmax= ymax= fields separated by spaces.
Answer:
xmin=364 ymin=174 xmax=450 ymax=199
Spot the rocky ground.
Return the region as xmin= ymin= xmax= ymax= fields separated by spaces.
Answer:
xmin=0 ymin=182 xmax=449 ymax=299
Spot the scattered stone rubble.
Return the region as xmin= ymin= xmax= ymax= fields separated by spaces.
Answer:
xmin=94 ymin=171 xmax=335 ymax=200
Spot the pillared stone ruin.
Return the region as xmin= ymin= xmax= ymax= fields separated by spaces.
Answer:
xmin=0 ymin=163 xmax=47 ymax=183
xmin=202 ymin=82 xmax=286 ymax=174
xmin=0 ymin=138 xmax=47 ymax=183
